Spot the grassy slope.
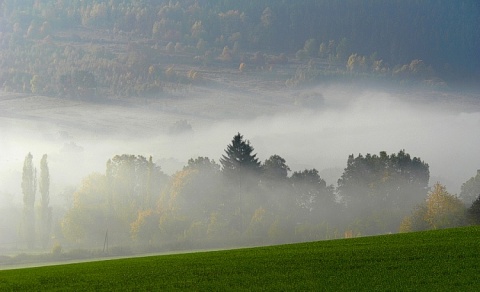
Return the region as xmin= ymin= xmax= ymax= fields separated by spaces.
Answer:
xmin=1 ymin=226 xmax=479 ymax=291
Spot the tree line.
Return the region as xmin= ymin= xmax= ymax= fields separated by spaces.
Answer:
xmin=19 ymin=133 xmax=480 ymax=250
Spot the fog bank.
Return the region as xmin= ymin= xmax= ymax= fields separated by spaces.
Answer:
xmin=1 ymin=86 xmax=479 ymax=207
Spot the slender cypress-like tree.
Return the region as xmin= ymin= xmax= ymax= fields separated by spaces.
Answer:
xmin=21 ymin=152 xmax=36 ymax=249
xmin=39 ymin=154 xmax=51 ymax=249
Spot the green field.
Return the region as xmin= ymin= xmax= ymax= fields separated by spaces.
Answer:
xmin=1 ymin=226 xmax=479 ymax=291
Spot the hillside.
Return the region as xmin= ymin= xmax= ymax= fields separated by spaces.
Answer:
xmin=1 ymin=226 xmax=479 ymax=290
xmin=1 ymin=0 xmax=478 ymax=100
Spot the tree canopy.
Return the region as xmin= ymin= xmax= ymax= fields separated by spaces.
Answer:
xmin=459 ymin=170 xmax=480 ymax=206
xmin=337 ymin=150 xmax=430 ymax=233
xmin=467 ymin=195 xmax=480 ymax=225
xmin=263 ymin=155 xmax=290 ymax=181
xmin=34 ymin=134 xmax=477 ymax=251
xmin=62 ymin=155 xmax=168 ymax=244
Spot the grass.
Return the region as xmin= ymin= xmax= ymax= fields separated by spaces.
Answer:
xmin=1 ymin=226 xmax=479 ymax=291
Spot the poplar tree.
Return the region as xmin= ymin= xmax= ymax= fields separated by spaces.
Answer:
xmin=22 ymin=152 xmax=36 ymax=249
xmin=39 ymin=154 xmax=51 ymax=249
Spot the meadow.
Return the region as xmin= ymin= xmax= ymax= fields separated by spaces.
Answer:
xmin=1 ymin=226 xmax=479 ymax=290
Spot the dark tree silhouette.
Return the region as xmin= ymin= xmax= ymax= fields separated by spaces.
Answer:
xmin=291 ymin=169 xmax=334 ymax=214
xmin=220 ymin=133 xmax=262 ymax=232
xmin=460 ymin=170 xmax=480 ymax=206
xmin=467 ymin=194 xmax=480 ymax=225
xmin=263 ymin=155 xmax=290 ymax=181
xmin=337 ymin=150 xmax=429 ymax=234
xmin=220 ymin=133 xmax=261 ymax=178
xmin=186 ymin=156 xmax=221 ymax=173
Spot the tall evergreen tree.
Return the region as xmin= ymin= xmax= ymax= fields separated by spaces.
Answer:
xmin=220 ymin=133 xmax=262 ymax=232
xmin=39 ymin=154 xmax=51 ymax=249
xmin=21 ymin=152 xmax=36 ymax=249
xmin=220 ymin=133 xmax=261 ymax=178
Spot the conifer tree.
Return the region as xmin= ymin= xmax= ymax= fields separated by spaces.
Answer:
xmin=220 ymin=133 xmax=262 ymax=232
xmin=220 ymin=133 xmax=261 ymax=178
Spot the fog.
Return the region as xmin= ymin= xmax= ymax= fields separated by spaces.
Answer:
xmin=1 ymin=85 xmax=480 ymax=209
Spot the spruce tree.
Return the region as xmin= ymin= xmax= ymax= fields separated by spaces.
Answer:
xmin=220 ymin=133 xmax=262 ymax=232
xmin=220 ymin=133 xmax=261 ymax=178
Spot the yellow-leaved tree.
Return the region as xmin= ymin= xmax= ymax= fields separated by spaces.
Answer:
xmin=158 ymin=157 xmax=224 ymax=241
xmin=400 ymin=183 xmax=467 ymax=232
xmin=61 ymin=173 xmax=109 ymax=244
xmin=425 ymin=183 xmax=467 ymax=229
xmin=62 ymin=155 xmax=168 ymax=246
xmin=130 ymin=209 xmax=160 ymax=243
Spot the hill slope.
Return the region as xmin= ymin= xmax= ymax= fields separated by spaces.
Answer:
xmin=1 ymin=226 xmax=479 ymax=290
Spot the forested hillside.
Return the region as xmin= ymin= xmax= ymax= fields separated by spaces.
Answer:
xmin=0 ymin=0 xmax=478 ymax=98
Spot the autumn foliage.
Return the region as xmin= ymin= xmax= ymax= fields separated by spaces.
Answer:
xmin=400 ymin=183 xmax=467 ymax=232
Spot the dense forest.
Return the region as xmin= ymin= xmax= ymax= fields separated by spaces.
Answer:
xmin=10 ymin=133 xmax=480 ymax=254
xmin=0 ymin=0 xmax=478 ymax=98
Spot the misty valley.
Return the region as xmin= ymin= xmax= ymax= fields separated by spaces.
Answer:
xmin=1 ymin=107 xmax=480 ymax=266
xmin=0 ymin=0 xmax=479 ymax=271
